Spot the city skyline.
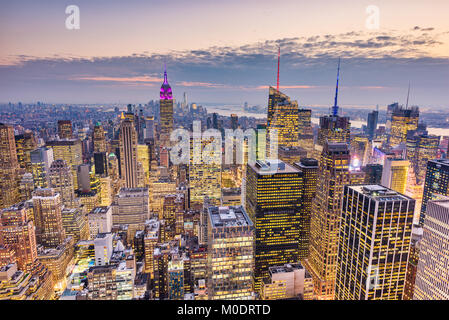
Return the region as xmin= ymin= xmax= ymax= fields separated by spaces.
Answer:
xmin=1 ymin=1 xmax=449 ymax=108
xmin=1 ymin=0 xmax=449 ymax=305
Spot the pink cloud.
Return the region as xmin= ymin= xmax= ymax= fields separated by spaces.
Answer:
xmin=177 ymin=81 xmax=230 ymax=88
xmin=71 ymin=75 xmax=163 ymax=84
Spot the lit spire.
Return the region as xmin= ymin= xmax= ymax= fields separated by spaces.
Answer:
xmin=160 ymin=63 xmax=173 ymax=100
xmin=332 ymin=58 xmax=341 ymax=116
xmin=276 ymin=45 xmax=280 ymax=92
xmin=163 ymin=63 xmax=168 ymax=84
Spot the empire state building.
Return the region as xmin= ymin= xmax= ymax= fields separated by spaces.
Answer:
xmin=159 ymin=65 xmax=174 ymax=147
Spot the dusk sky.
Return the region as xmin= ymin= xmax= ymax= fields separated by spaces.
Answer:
xmin=1 ymin=0 xmax=449 ymax=109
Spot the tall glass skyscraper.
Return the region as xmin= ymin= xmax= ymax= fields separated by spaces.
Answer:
xmin=420 ymin=159 xmax=449 ymax=226
xmin=119 ymin=118 xmax=138 ymax=188
xmin=317 ymin=61 xmax=350 ymax=147
xmin=293 ymin=158 xmax=319 ymax=260
xmin=0 ymin=123 xmax=20 ymax=209
xmin=304 ymin=142 xmax=350 ymax=300
xmin=389 ymin=105 xmax=419 ymax=147
xmin=207 ymin=206 xmax=254 ymax=300
xmin=366 ymin=110 xmax=379 ymax=141
xmin=266 ymin=87 xmax=299 ymax=152
xmin=335 ymin=185 xmax=414 ymax=300
xmin=245 ymin=160 xmax=303 ymax=292
xmin=159 ymin=65 xmax=174 ymax=147
xmin=414 ymin=197 xmax=449 ymax=300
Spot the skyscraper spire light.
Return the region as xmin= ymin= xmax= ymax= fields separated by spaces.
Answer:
xmin=276 ymin=45 xmax=280 ymax=92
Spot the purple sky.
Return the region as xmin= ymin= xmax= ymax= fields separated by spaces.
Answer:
xmin=1 ymin=0 xmax=449 ymax=109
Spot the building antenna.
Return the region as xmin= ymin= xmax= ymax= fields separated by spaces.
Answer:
xmin=332 ymin=58 xmax=341 ymax=116
xmin=276 ymin=45 xmax=280 ymax=92
xmin=406 ymin=82 xmax=411 ymax=109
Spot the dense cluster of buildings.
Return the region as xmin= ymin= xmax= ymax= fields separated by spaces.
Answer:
xmin=0 ymin=59 xmax=448 ymax=301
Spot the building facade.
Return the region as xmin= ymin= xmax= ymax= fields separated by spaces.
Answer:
xmin=335 ymin=185 xmax=415 ymax=300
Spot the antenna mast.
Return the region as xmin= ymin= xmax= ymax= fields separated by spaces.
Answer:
xmin=332 ymin=58 xmax=341 ymax=116
xmin=276 ymin=46 xmax=280 ymax=92
xmin=406 ymin=82 xmax=411 ymax=109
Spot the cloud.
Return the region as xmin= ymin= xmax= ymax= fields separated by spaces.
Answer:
xmin=71 ymin=75 xmax=163 ymax=85
xmin=255 ymin=85 xmax=319 ymax=90
xmin=177 ymin=81 xmax=230 ymax=89
xmin=0 ymin=28 xmax=448 ymax=106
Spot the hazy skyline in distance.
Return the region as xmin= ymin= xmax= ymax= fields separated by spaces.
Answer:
xmin=1 ymin=0 xmax=449 ymax=109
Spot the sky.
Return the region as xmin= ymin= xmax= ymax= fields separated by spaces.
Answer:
xmin=0 ymin=0 xmax=449 ymax=109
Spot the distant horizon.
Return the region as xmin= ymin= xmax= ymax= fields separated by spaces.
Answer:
xmin=1 ymin=1 xmax=449 ymax=108
xmin=1 ymin=101 xmax=443 ymax=113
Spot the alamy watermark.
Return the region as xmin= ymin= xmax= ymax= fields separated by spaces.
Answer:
xmin=365 ymin=5 xmax=380 ymax=30
xmin=366 ymin=265 xmax=380 ymax=291
xmin=169 ymin=121 xmax=278 ymax=166
xmin=66 ymin=5 xmax=80 ymax=30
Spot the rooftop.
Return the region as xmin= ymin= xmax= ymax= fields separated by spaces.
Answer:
xmin=251 ymin=159 xmax=299 ymax=175
xmin=349 ymin=185 xmax=412 ymax=202
xmin=429 ymin=159 xmax=449 ymax=167
xmin=208 ymin=206 xmax=253 ymax=229
xmin=430 ymin=197 xmax=449 ymax=210
xmin=89 ymin=206 xmax=110 ymax=215
xmin=118 ymin=187 xmax=149 ymax=197
xmin=269 ymin=263 xmax=304 ymax=275
xmin=222 ymin=187 xmax=241 ymax=196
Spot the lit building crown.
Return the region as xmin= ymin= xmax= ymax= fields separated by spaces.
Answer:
xmin=160 ymin=65 xmax=173 ymax=100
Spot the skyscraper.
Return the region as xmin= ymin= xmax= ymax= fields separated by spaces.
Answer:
xmin=317 ymin=60 xmax=351 ymax=147
xmin=335 ymin=185 xmax=415 ymax=300
xmin=159 ymin=65 xmax=174 ymax=146
xmin=381 ymin=158 xmax=409 ymax=195
xmin=119 ymin=118 xmax=138 ymax=188
xmin=93 ymin=122 xmax=107 ymax=153
xmin=57 ymin=120 xmax=73 ymax=139
xmin=167 ymin=259 xmax=184 ymax=300
xmin=0 ymin=123 xmax=20 ymax=209
xmin=230 ymin=114 xmax=239 ymax=130
xmin=32 ymin=188 xmax=66 ymax=249
xmin=406 ymin=132 xmax=440 ymax=218
xmin=366 ymin=110 xmax=379 ymax=141
xmin=363 ymin=164 xmax=383 ymax=184
xmin=46 ymin=139 xmax=83 ymax=189
xmin=61 ymin=207 xmax=89 ymax=243
xmin=404 ymin=225 xmax=422 ymax=300
xmin=245 ymin=160 xmax=303 ymax=292
xmin=111 ymin=188 xmax=149 ymax=241
xmin=278 ymin=146 xmax=307 ymax=165
xmin=94 ymin=152 xmax=108 ymax=176
xmin=420 ymin=159 xmax=449 ymax=226
xmin=189 ymin=133 xmax=222 ymax=208
xmin=298 ymin=109 xmax=314 ymax=156
xmin=0 ymin=203 xmax=37 ymax=271
xmin=389 ymin=105 xmax=419 ymax=147
xmin=414 ymin=197 xmax=449 ymax=299
xmin=14 ymin=132 xmax=37 ymax=173
xmin=207 ymin=206 xmax=254 ymax=300
xmin=293 ymin=158 xmax=319 ymax=260
xmin=48 ymin=159 xmax=77 ymax=208
xmin=266 ymin=86 xmax=299 ymax=150
xmin=406 ymin=132 xmax=440 ymax=185
xmin=30 ymin=147 xmax=54 ymax=189
xmin=349 ymin=135 xmax=370 ymax=168
xmin=304 ymin=142 xmax=350 ymax=300
xmin=317 ymin=115 xmax=351 ymax=147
